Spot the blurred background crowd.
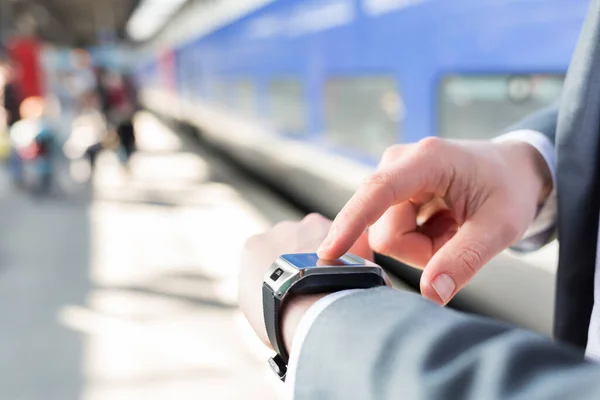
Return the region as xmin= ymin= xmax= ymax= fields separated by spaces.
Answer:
xmin=0 ymin=43 xmax=138 ymax=195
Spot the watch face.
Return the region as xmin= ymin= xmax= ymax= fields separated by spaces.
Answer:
xmin=281 ymin=253 xmax=364 ymax=269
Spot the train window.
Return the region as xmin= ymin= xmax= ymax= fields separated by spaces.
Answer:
xmin=211 ymin=80 xmax=230 ymax=107
xmin=233 ymin=80 xmax=258 ymax=117
xmin=439 ymin=74 xmax=564 ymax=140
xmin=324 ymin=76 xmax=402 ymax=158
xmin=268 ymin=80 xmax=307 ymax=136
xmin=178 ymin=59 xmax=192 ymax=99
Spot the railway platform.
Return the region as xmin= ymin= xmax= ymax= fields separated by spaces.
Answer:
xmin=0 ymin=112 xmax=292 ymax=400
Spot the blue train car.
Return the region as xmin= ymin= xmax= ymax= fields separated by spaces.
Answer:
xmin=139 ymin=0 xmax=584 ymax=159
xmin=137 ymin=0 xmax=589 ymax=335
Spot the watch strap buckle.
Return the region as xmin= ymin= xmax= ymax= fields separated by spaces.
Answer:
xmin=268 ymin=354 xmax=288 ymax=381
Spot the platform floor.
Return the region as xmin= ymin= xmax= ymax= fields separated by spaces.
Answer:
xmin=0 ymin=113 xmax=300 ymax=399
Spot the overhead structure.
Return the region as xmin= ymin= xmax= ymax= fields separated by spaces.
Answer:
xmin=126 ymin=0 xmax=188 ymax=42
xmin=0 ymin=0 xmax=139 ymax=46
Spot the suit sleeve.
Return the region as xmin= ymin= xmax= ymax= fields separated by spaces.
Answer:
xmin=293 ymin=287 xmax=600 ymax=400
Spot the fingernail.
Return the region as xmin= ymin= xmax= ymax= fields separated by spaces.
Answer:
xmin=431 ymin=274 xmax=455 ymax=305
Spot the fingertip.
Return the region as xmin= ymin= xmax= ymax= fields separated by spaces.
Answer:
xmin=317 ymin=235 xmax=332 ymax=257
xmin=317 ymin=225 xmax=345 ymax=259
xmin=419 ymin=277 xmax=447 ymax=306
xmin=316 ymin=247 xmax=330 ymax=259
xmin=433 ymin=274 xmax=456 ymax=304
xmin=317 ymin=244 xmax=341 ymax=260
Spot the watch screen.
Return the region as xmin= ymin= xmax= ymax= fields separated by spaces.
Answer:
xmin=281 ymin=253 xmax=363 ymax=268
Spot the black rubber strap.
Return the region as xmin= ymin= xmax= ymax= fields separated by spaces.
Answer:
xmin=263 ymin=282 xmax=289 ymax=380
xmin=262 ymin=269 xmax=387 ymax=381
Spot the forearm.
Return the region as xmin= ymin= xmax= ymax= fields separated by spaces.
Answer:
xmin=292 ymin=288 xmax=600 ymax=400
xmin=281 ymin=293 xmax=328 ymax=353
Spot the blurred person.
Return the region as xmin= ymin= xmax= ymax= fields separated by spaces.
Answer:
xmin=0 ymin=58 xmax=22 ymax=128
xmin=6 ymin=36 xmax=44 ymax=100
xmin=93 ymin=66 xmax=111 ymax=117
xmin=122 ymin=72 xmax=141 ymax=112
xmin=70 ymin=49 xmax=97 ymax=108
xmin=104 ymin=71 xmax=128 ymax=123
xmin=55 ymin=70 xmax=76 ymax=112
xmin=1 ymin=58 xmax=24 ymax=183
xmin=114 ymin=102 xmax=137 ymax=166
xmin=238 ymin=0 xmax=600 ymax=398
xmin=10 ymin=97 xmax=56 ymax=194
xmin=113 ymin=73 xmax=138 ymax=165
xmin=47 ymin=70 xmax=78 ymax=139
xmin=63 ymin=91 xmax=107 ymax=174
xmin=95 ymin=71 xmax=138 ymax=167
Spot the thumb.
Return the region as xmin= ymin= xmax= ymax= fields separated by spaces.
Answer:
xmin=420 ymin=208 xmax=518 ymax=305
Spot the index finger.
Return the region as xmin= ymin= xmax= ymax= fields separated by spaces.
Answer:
xmin=318 ymin=149 xmax=440 ymax=259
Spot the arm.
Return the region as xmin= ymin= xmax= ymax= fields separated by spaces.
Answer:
xmin=292 ymin=287 xmax=600 ymax=400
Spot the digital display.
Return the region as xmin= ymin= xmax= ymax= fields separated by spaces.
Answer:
xmin=281 ymin=253 xmax=363 ymax=268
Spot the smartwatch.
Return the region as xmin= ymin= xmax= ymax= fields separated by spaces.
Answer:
xmin=262 ymin=253 xmax=388 ymax=380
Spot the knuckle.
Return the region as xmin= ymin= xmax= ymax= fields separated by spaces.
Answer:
xmin=362 ymin=171 xmax=398 ymax=202
xmin=364 ymin=170 xmax=394 ymax=186
xmin=414 ymin=137 xmax=456 ymax=194
xmin=302 ymin=213 xmax=331 ymax=231
xmin=417 ymin=136 xmax=445 ymax=153
xmin=381 ymin=145 xmax=404 ymax=164
xmin=454 ymin=243 xmax=488 ymax=276
xmin=272 ymin=220 xmax=295 ymax=232
xmin=303 ymin=212 xmax=325 ymax=224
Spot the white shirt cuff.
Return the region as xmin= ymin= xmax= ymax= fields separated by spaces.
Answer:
xmin=494 ymin=129 xmax=557 ymax=244
xmin=286 ymin=289 xmax=365 ymax=399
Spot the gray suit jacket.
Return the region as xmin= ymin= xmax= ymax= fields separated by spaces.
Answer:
xmin=507 ymin=0 xmax=600 ymax=350
xmin=295 ymin=288 xmax=599 ymax=399
xmin=295 ymin=0 xmax=600 ymax=397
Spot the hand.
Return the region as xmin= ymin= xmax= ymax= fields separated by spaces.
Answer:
xmin=317 ymin=137 xmax=553 ymax=305
xmin=238 ymin=213 xmax=373 ymax=351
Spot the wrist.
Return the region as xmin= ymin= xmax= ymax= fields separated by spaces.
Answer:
xmin=281 ymin=293 xmax=328 ymax=354
xmin=499 ymin=140 xmax=553 ymax=204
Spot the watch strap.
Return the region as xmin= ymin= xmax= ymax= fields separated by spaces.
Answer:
xmin=262 ymin=282 xmax=289 ymax=380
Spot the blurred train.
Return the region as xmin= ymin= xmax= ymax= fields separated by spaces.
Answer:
xmin=135 ymin=0 xmax=589 ymax=335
